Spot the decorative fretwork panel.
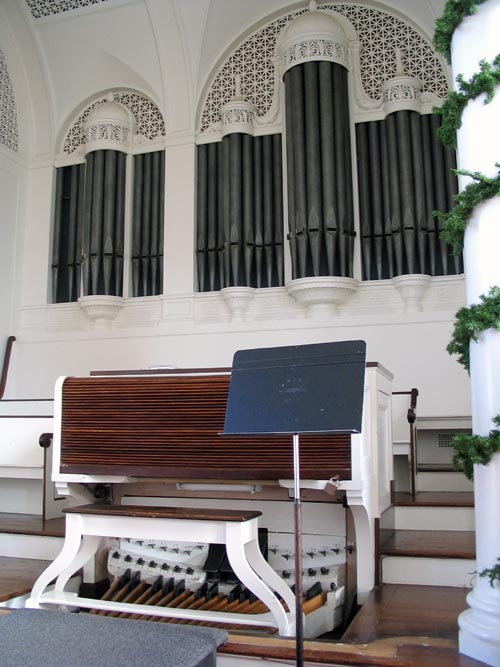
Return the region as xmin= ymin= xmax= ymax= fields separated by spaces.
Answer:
xmin=63 ymin=92 xmax=165 ymax=154
xmin=0 ymin=49 xmax=19 ymax=152
xmin=200 ymin=3 xmax=449 ymax=132
xmin=26 ymin=0 xmax=109 ymax=19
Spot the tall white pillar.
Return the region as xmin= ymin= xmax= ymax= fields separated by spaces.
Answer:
xmin=451 ymin=2 xmax=500 ymax=665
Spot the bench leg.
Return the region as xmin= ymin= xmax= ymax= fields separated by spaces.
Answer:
xmin=244 ymin=537 xmax=296 ymax=614
xmin=54 ymin=534 xmax=102 ymax=592
xmin=26 ymin=514 xmax=102 ymax=609
xmin=225 ymin=524 xmax=295 ymax=637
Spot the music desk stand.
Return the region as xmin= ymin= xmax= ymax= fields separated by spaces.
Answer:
xmin=223 ymin=340 xmax=366 ymax=667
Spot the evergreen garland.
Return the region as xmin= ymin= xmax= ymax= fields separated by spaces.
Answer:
xmin=436 ymin=166 xmax=500 ymax=255
xmin=452 ymin=415 xmax=500 ymax=480
xmin=434 ymin=0 xmax=487 ymax=62
xmin=478 ymin=558 xmax=500 ymax=586
xmin=447 ymin=286 xmax=500 ymax=371
xmin=436 ymin=55 xmax=500 ymax=148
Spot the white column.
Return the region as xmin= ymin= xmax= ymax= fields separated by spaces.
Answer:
xmin=163 ymin=140 xmax=196 ymax=294
xmin=451 ymin=2 xmax=500 ymax=665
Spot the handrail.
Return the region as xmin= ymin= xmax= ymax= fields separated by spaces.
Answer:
xmin=392 ymin=388 xmax=419 ymax=498
xmin=0 ymin=335 xmax=16 ymax=400
xmin=407 ymin=387 xmax=419 ymax=424
xmin=407 ymin=388 xmax=418 ymax=498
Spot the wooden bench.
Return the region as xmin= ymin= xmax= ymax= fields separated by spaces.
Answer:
xmin=26 ymin=503 xmax=296 ymax=636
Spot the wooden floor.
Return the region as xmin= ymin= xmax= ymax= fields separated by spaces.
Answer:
xmin=222 ymin=584 xmax=489 ymax=666
xmin=342 ymin=584 xmax=470 ymax=643
xmin=0 ymin=557 xmax=51 ymax=603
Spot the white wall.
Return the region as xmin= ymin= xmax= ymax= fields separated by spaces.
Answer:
xmin=0 ymin=152 xmax=21 ymax=346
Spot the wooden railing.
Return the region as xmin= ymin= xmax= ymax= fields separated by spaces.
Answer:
xmin=393 ymin=388 xmax=419 ymax=497
xmin=0 ymin=335 xmax=16 ymax=400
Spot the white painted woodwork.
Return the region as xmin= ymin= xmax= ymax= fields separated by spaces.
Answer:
xmin=0 ymin=533 xmax=64 ymax=560
xmin=394 ymin=506 xmax=475 ymax=532
xmin=416 ymin=472 xmax=474 ymax=493
xmin=382 ymin=556 xmax=477 ymax=588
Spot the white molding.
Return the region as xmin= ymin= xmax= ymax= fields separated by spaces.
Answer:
xmin=16 ymin=275 xmax=465 ymax=339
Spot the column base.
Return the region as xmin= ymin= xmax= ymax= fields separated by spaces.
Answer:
xmin=459 ymin=606 xmax=500 ymax=667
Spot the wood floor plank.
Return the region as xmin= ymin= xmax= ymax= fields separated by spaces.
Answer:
xmin=342 ymin=584 xmax=470 ymax=644
xmin=381 ymin=530 xmax=475 ymax=559
xmin=0 ymin=556 xmax=51 ymax=602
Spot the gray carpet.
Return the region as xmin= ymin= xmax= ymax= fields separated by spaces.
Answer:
xmin=0 ymin=609 xmax=227 ymax=667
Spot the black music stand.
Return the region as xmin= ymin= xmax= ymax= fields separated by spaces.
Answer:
xmin=223 ymin=340 xmax=366 ymax=667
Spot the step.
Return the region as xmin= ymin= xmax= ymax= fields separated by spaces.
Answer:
xmin=416 ymin=472 xmax=474 ymax=493
xmin=0 ymin=533 xmax=64 ymax=560
xmin=380 ymin=529 xmax=476 ymax=588
xmin=0 ymin=512 xmax=65 ymax=560
xmin=381 ymin=529 xmax=475 ymax=559
xmin=381 ymin=556 xmax=476 ymax=587
xmin=394 ymin=492 xmax=474 ymax=507
xmin=394 ymin=505 xmax=475 ymax=531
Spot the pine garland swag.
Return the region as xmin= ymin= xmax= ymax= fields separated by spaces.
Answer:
xmin=436 ymin=54 xmax=500 ymax=148
xmin=452 ymin=415 xmax=500 ymax=480
xmin=447 ymin=286 xmax=500 ymax=371
xmin=434 ymin=0 xmax=488 ymax=62
xmin=436 ymin=166 xmax=500 ymax=255
xmin=478 ymin=558 xmax=500 ymax=587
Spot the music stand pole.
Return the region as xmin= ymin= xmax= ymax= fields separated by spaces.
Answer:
xmin=293 ymin=432 xmax=304 ymax=667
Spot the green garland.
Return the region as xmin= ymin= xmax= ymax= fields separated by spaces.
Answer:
xmin=434 ymin=0 xmax=487 ymax=63
xmin=447 ymin=286 xmax=500 ymax=371
xmin=436 ymin=166 xmax=500 ymax=255
xmin=478 ymin=558 xmax=500 ymax=587
xmin=452 ymin=416 xmax=500 ymax=479
xmin=436 ymin=55 xmax=500 ymax=148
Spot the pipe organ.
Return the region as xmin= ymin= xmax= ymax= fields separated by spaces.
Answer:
xmin=28 ymin=363 xmax=393 ymax=639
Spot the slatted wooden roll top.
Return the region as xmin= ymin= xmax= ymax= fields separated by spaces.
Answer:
xmin=60 ymin=372 xmax=352 ymax=480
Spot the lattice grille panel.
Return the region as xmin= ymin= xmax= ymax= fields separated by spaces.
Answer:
xmin=26 ymin=0 xmax=109 ymax=19
xmin=0 ymin=49 xmax=19 ymax=152
xmin=63 ymin=91 xmax=166 ymax=154
xmin=200 ymin=3 xmax=449 ymax=132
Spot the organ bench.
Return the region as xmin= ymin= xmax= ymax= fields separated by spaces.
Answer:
xmin=26 ymin=504 xmax=296 ymax=636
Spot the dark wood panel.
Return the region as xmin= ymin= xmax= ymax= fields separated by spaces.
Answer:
xmin=60 ymin=374 xmax=352 ymax=480
xmin=380 ymin=530 xmax=476 ymax=559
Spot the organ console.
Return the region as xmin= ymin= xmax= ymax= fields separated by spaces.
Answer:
xmin=27 ymin=363 xmax=393 ymax=640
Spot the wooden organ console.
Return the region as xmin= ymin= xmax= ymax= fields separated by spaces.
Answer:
xmin=27 ymin=363 xmax=393 ymax=639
